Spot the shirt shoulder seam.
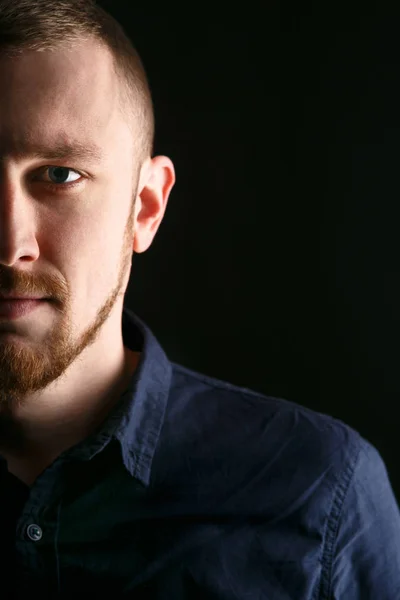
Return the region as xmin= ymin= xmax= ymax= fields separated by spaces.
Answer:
xmin=316 ymin=433 xmax=363 ymax=600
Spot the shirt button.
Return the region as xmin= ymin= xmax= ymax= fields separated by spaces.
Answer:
xmin=26 ymin=524 xmax=43 ymax=541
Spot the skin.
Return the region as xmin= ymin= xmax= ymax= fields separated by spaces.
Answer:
xmin=0 ymin=38 xmax=175 ymax=485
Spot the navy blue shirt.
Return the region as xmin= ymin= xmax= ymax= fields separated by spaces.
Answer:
xmin=1 ymin=307 xmax=400 ymax=599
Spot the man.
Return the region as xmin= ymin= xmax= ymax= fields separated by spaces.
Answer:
xmin=0 ymin=1 xmax=399 ymax=598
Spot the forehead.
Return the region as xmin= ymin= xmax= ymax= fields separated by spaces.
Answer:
xmin=0 ymin=39 xmax=128 ymax=161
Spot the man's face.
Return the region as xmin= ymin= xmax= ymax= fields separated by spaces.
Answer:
xmin=0 ymin=39 xmax=139 ymax=409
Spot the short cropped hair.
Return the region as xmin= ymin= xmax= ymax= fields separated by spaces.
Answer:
xmin=0 ymin=0 xmax=155 ymax=162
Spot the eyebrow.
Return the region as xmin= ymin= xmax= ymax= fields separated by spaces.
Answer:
xmin=0 ymin=139 xmax=103 ymax=164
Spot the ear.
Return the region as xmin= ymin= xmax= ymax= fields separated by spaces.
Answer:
xmin=132 ymin=155 xmax=176 ymax=254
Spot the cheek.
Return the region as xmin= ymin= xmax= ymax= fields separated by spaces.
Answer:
xmin=39 ymin=191 xmax=131 ymax=298
xmin=37 ymin=217 xmax=105 ymax=300
xmin=75 ymin=221 xmax=127 ymax=293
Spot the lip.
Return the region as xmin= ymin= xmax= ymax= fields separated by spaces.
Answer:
xmin=0 ymin=299 xmax=47 ymax=320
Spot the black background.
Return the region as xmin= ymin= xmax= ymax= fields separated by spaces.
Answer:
xmin=104 ymin=1 xmax=400 ymax=501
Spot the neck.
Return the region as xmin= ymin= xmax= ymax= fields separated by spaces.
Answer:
xmin=0 ymin=346 xmax=140 ymax=485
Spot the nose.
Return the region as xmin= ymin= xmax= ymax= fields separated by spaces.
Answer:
xmin=0 ymin=176 xmax=40 ymax=267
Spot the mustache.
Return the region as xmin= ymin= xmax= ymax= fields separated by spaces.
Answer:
xmin=0 ymin=267 xmax=68 ymax=301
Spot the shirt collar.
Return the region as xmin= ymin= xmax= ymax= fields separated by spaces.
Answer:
xmin=111 ymin=307 xmax=172 ymax=486
xmin=66 ymin=307 xmax=172 ymax=488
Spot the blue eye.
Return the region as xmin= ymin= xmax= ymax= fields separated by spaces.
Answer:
xmin=46 ymin=167 xmax=82 ymax=185
xmin=38 ymin=166 xmax=84 ymax=193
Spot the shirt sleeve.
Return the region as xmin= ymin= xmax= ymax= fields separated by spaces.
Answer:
xmin=329 ymin=437 xmax=400 ymax=599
